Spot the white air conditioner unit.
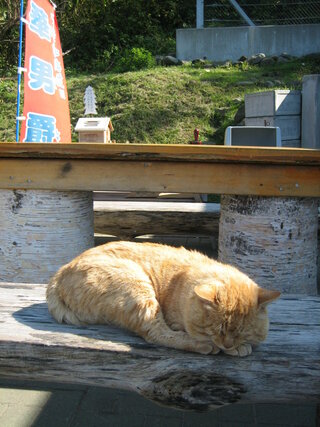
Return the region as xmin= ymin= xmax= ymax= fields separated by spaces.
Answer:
xmin=224 ymin=126 xmax=281 ymax=147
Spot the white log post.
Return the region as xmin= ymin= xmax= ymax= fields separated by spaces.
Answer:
xmin=218 ymin=195 xmax=319 ymax=295
xmin=0 ymin=190 xmax=94 ymax=284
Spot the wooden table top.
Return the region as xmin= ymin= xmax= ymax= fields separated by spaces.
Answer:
xmin=0 ymin=143 xmax=319 ymax=196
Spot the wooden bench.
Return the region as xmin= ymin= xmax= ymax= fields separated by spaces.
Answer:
xmin=0 ymin=282 xmax=319 ymax=411
xmin=0 ymin=143 xmax=320 ymax=408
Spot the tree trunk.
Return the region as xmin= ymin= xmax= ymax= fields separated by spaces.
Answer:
xmin=218 ymin=195 xmax=318 ymax=294
xmin=0 ymin=189 xmax=94 ymax=283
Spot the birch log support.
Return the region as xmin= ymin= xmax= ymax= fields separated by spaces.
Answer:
xmin=218 ymin=195 xmax=319 ymax=294
xmin=0 ymin=190 xmax=94 ymax=284
xmin=0 ymin=282 xmax=319 ymax=411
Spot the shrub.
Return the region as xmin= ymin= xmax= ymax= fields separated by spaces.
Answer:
xmin=114 ymin=47 xmax=156 ymax=72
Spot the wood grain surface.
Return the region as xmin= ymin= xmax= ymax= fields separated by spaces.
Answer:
xmin=0 ymin=282 xmax=319 ymax=411
xmin=1 ymin=143 xmax=320 ymax=164
xmin=0 ymin=158 xmax=319 ymax=196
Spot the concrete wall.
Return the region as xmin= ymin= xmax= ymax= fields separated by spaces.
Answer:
xmin=176 ymin=24 xmax=320 ymax=62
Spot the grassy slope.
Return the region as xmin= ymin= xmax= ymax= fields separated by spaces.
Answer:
xmin=1 ymin=55 xmax=319 ymax=144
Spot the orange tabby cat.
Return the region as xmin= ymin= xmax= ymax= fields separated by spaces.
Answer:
xmin=46 ymin=241 xmax=280 ymax=357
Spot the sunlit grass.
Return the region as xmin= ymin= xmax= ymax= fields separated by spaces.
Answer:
xmin=1 ymin=54 xmax=319 ymax=144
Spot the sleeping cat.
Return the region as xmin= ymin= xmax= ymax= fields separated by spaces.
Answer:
xmin=46 ymin=241 xmax=280 ymax=357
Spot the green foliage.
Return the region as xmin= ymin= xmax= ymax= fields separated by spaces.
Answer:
xmin=0 ymin=0 xmax=195 ymax=73
xmin=0 ymin=1 xmax=21 ymax=74
xmin=2 ymin=55 xmax=319 ymax=144
xmin=114 ymin=48 xmax=156 ymax=72
xmin=56 ymin=0 xmax=195 ymax=71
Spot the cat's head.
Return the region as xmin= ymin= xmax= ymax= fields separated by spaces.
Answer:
xmin=188 ymin=268 xmax=280 ymax=352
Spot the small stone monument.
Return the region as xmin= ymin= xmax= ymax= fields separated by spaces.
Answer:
xmin=75 ymin=86 xmax=114 ymax=143
xmin=84 ymin=86 xmax=98 ymax=115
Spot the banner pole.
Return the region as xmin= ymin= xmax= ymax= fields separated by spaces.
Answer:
xmin=15 ymin=0 xmax=25 ymax=142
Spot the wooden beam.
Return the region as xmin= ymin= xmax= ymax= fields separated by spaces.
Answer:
xmin=94 ymin=201 xmax=220 ymax=238
xmin=0 ymin=157 xmax=319 ymax=196
xmin=0 ymin=282 xmax=319 ymax=410
xmin=1 ymin=143 xmax=320 ymax=165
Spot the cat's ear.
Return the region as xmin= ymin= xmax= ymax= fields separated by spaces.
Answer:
xmin=257 ymin=288 xmax=281 ymax=307
xmin=194 ymin=284 xmax=219 ymax=305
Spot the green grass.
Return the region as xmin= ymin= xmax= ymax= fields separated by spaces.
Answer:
xmin=1 ymin=54 xmax=320 ymax=144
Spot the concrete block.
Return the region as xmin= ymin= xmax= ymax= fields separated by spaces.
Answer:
xmin=224 ymin=126 xmax=281 ymax=147
xmin=281 ymin=139 xmax=301 ymax=148
xmin=302 ymin=74 xmax=320 ymax=149
xmin=176 ymin=24 xmax=320 ymax=62
xmin=245 ymin=90 xmax=301 ymax=118
xmin=245 ymin=115 xmax=301 ymax=140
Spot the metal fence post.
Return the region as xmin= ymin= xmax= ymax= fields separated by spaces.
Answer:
xmin=196 ymin=0 xmax=204 ymax=28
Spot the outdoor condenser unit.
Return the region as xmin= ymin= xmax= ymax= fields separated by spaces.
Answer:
xmin=224 ymin=126 xmax=281 ymax=147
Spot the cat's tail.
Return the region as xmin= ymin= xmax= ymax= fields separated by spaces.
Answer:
xmin=46 ymin=275 xmax=83 ymax=326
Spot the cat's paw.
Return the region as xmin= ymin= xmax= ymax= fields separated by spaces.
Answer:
xmin=223 ymin=343 xmax=252 ymax=357
xmin=196 ymin=343 xmax=214 ymax=355
xmin=211 ymin=344 xmax=221 ymax=355
xmin=170 ymin=322 xmax=184 ymax=331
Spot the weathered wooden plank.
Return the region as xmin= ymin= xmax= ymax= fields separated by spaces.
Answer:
xmin=94 ymin=201 xmax=220 ymax=237
xmin=1 ymin=143 xmax=320 ymax=165
xmin=0 ymin=158 xmax=320 ymax=196
xmin=0 ymin=282 xmax=319 ymax=411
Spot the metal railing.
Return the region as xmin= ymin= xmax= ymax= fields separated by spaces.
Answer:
xmin=200 ymin=0 xmax=320 ymax=27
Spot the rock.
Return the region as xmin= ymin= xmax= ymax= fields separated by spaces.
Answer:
xmin=265 ymin=80 xmax=275 ymax=88
xmin=232 ymin=97 xmax=243 ymax=104
xmin=202 ymin=63 xmax=215 ymax=69
xmin=216 ymin=107 xmax=231 ymax=118
xmin=260 ymin=57 xmax=277 ymax=67
xmin=155 ymin=55 xmax=165 ymax=65
xmin=232 ymin=61 xmax=243 ymax=66
xmin=163 ymin=56 xmax=182 ymax=66
xmin=237 ymin=81 xmax=255 ymax=86
xmin=212 ymin=60 xmax=227 ymax=67
xmin=220 ymin=60 xmax=232 ymax=68
xmin=248 ymin=53 xmax=266 ymax=65
xmin=302 ymin=52 xmax=320 ymax=61
xmin=192 ymin=58 xmax=206 ymax=66
xmin=277 ymin=56 xmax=289 ymax=63
xmin=238 ymin=55 xmax=247 ymax=62
xmin=233 ymin=103 xmax=245 ymax=124
xmin=280 ymin=52 xmax=296 ymax=60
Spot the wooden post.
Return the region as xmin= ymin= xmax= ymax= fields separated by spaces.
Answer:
xmin=0 ymin=190 xmax=94 ymax=284
xmin=218 ymin=195 xmax=319 ymax=294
